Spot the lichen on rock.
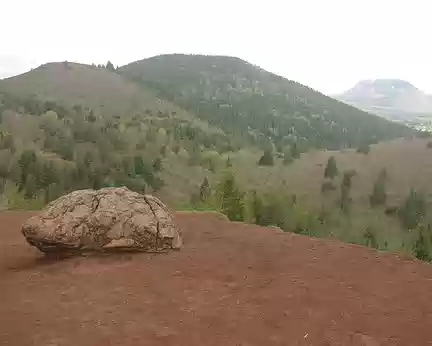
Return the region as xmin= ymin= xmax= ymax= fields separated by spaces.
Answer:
xmin=22 ymin=187 xmax=182 ymax=254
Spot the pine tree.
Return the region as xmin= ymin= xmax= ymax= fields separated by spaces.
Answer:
xmin=370 ymin=168 xmax=387 ymax=207
xmin=251 ymin=190 xmax=264 ymax=225
xmin=17 ymin=150 xmax=37 ymax=191
xmin=324 ymin=156 xmax=338 ymax=179
xmin=339 ymin=171 xmax=355 ymax=212
xmin=106 ymin=61 xmax=115 ymax=72
xmin=199 ymin=177 xmax=211 ymax=203
xmin=24 ymin=174 xmax=37 ymax=198
xmin=217 ymin=172 xmax=244 ymax=221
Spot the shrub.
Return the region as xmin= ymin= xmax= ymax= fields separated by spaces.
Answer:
xmin=216 ymin=171 xmax=244 ymax=221
xmin=413 ymin=228 xmax=432 ymax=262
xmin=357 ymin=145 xmax=371 ymax=154
xmin=370 ymin=168 xmax=388 ymax=207
xmin=384 ymin=206 xmax=398 ymax=215
xmin=363 ymin=227 xmax=379 ymax=249
xmin=398 ymin=189 xmax=426 ymax=229
xmin=324 ymin=156 xmax=338 ymax=179
xmin=199 ymin=177 xmax=211 ymax=204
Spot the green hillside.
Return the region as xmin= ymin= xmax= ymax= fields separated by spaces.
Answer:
xmin=0 ymin=57 xmax=430 ymax=261
xmin=119 ymin=54 xmax=412 ymax=150
xmin=0 ymin=61 xmax=195 ymax=119
xmin=0 ymin=62 xmax=235 ymax=207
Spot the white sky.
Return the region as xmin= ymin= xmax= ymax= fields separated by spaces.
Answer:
xmin=1 ymin=0 xmax=431 ymax=94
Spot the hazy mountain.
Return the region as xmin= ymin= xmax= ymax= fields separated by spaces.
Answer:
xmin=335 ymin=79 xmax=432 ymax=120
xmin=119 ymin=54 xmax=411 ymax=150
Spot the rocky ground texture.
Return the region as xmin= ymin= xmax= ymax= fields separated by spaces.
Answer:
xmin=1 ymin=212 xmax=432 ymax=345
xmin=21 ymin=187 xmax=182 ymax=254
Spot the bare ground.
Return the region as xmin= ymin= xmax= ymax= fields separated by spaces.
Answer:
xmin=1 ymin=211 xmax=432 ymax=346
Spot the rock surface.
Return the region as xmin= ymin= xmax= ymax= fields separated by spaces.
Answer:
xmin=22 ymin=187 xmax=182 ymax=254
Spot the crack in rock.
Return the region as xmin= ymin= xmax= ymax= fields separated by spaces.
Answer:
xmin=21 ymin=187 xmax=182 ymax=254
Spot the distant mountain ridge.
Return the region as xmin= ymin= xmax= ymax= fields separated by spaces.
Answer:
xmin=0 ymin=55 xmax=413 ymax=150
xmin=335 ymin=79 xmax=432 ymax=119
xmin=119 ymin=54 xmax=411 ymax=150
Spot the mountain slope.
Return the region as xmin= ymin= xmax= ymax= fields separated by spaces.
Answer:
xmin=335 ymin=79 xmax=432 ymax=120
xmin=0 ymin=62 xmax=235 ymax=205
xmin=119 ymin=54 xmax=412 ymax=150
xmin=0 ymin=61 xmax=194 ymax=119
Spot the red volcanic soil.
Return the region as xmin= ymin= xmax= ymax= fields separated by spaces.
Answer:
xmin=1 ymin=211 xmax=432 ymax=346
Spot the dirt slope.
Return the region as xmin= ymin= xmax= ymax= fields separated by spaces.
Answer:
xmin=1 ymin=212 xmax=432 ymax=346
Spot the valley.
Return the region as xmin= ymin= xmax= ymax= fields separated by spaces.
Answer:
xmin=0 ymin=55 xmax=430 ymax=262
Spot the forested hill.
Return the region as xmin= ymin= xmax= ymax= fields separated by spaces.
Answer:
xmin=1 ymin=57 xmax=431 ymax=261
xmin=119 ymin=54 xmax=412 ymax=150
xmin=0 ymin=62 xmax=195 ymax=119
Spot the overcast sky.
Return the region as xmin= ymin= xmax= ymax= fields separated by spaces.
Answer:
xmin=1 ymin=0 xmax=431 ymax=94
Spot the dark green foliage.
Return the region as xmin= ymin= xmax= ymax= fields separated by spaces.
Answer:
xmin=87 ymin=110 xmax=97 ymax=123
xmin=260 ymin=195 xmax=288 ymax=229
xmin=385 ymin=206 xmax=399 ymax=215
xmin=24 ymin=175 xmax=37 ymax=198
xmin=217 ymin=172 xmax=244 ymax=221
xmin=251 ymin=190 xmax=265 ymax=225
xmin=258 ymin=149 xmax=274 ymax=166
xmin=357 ymin=145 xmax=371 ymax=154
xmin=370 ymin=168 xmax=388 ymax=207
xmin=339 ymin=171 xmax=355 ymax=212
xmin=342 ymin=170 xmax=356 ymax=189
xmin=0 ymin=94 xmax=175 ymax=201
xmin=54 ymin=139 xmax=74 ymax=161
xmin=199 ymin=177 xmax=211 ymax=203
xmin=120 ymin=54 xmax=412 ymax=151
xmin=153 ymin=158 xmax=163 ymax=172
xmin=363 ymin=227 xmax=379 ymax=249
xmin=324 ymin=156 xmax=338 ymax=179
xmin=399 ymin=189 xmax=427 ymax=229
xmin=17 ymin=149 xmax=37 ymax=191
xmin=413 ymin=228 xmax=431 ymax=262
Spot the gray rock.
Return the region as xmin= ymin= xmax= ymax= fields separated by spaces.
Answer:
xmin=22 ymin=187 xmax=182 ymax=254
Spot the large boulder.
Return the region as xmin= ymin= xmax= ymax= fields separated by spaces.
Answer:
xmin=22 ymin=187 xmax=182 ymax=254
